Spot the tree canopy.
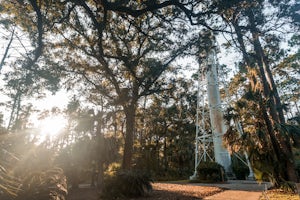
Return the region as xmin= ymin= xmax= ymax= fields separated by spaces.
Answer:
xmin=0 ymin=0 xmax=299 ymax=198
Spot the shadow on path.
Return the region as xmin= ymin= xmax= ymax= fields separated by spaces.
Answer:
xmin=194 ymin=180 xmax=271 ymax=191
xmin=195 ymin=180 xmax=271 ymax=200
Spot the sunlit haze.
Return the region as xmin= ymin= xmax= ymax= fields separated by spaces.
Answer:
xmin=36 ymin=115 xmax=67 ymax=138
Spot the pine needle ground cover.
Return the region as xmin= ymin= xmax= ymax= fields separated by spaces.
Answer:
xmin=260 ymin=189 xmax=300 ymax=200
xmin=152 ymin=183 xmax=223 ymax=199
xmin=67 ymin=183 xmax=223 ymax=200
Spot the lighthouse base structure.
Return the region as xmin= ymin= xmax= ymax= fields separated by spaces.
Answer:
xmin=207 ymin=47 xmax=232 ymax=175
xmin=191 ymin=41 xmax=232 ymax=179
xmin=212 ymin=134 xmax=232 ymax=174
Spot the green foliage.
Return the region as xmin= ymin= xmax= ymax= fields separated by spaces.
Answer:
xmin=133 ymin=82 xmax=196 ymax=181
xmin=54 ymin=136 xmax=95 ymax=189
xmin=0 ymin=170 xmax=21 ymax=199
xmin=276 ymin=123 xmax=300 ymax=148
xmin=1 ymin=0 xmax=299 ymax=196
xmin=295 ymin=157 xmax=300 ymax=180
xmin=231 ymin=154 xmax=250 ymax=180
xmin=196 ymin=162 xmax=226 ymax=183
xmin=251 ymin=149 xmax=278 ymax=185
xmin=17 ymin=167 xmax=67 ymax=200
xmin=102 ymin=170 xmax=153 ymax=199
xmin=105 ymin=162 xmax=122 ymax=176
xmin=294 ymin=149 xmax=300 ymax=179
xmin=0 ymin=129 xmax=70 ymax=200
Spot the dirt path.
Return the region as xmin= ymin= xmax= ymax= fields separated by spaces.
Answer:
xmin=194 ymin=180 xmax=270 ymax=191
xmin=199 ymin=180 xmax=270 ymax=200
xmin=67 ymin=188 xmax=98 ymax=200
xmin=204 ymin=190 xmax=262 ymax=200
xmin=67 ymin=180 xmax=268 ymax=200
xmin=67 ymin=183 xmax=223 ymax=200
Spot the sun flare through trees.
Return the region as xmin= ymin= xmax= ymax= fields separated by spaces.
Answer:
xmin=0 ymin=0 xmax=299 ymax=200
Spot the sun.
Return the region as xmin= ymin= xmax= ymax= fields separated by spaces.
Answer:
xmin=37 ymin=115 xmax=67 ymax=137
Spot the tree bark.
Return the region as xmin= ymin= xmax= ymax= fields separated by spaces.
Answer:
xmin=163 ymin=136 xmax=168 ymax=172
xmin=231 ymin=12 xmax=299 ymax=182
xmin=247 ymin=11 xmax=285 ymax=124
xmin=96 ymin=113 xmax=105 ymax=193
xmin=122 ymin=104 xmax=136 ymax=170
xmin=247 ymin=11 xmax=298 ymax=182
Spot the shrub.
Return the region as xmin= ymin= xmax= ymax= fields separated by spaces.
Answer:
xmin=231 ymin=154 xmax=250 ymax=180
xmin=196 ymin=161 xmax=225 ymax=183
xmin=104 ymin=162 xmax=121 ymax=176
xmin=16 ymin=167 xmax=67 ymax=200
xmin=102 ymin=170 xmax=153 ymax=199
xmin=295 ymin=160 xmax=300 ymax=179
xmin=0 ymin=168 xmax=21 ymax=199
xmin=233 ymin=165 xmax=250 ymax=180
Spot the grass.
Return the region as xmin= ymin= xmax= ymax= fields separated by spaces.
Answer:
xmin=260 ymin=189 xmax=300 ymax=200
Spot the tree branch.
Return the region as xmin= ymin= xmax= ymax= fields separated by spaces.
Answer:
xmin=28 ymin=0 xmax=44 ymax=63
xmin=102 ymin=0 xmax=179 ymax=17
xmin=0 ymin=27 xmax=15 ymax=73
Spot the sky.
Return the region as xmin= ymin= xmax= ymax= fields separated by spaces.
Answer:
xmin=0 ymin=38 xmax=236 ymax=129
xmin=0 ymin=12 xmax=250 ymax=129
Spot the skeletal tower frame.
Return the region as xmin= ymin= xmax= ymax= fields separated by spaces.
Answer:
xmin=191 ymin=39 xmax=232 ymax=179
xmin=191 ymin=60 xmax=213 ymax=179
xmin=191 ymin=36 xmax=254 ymax=179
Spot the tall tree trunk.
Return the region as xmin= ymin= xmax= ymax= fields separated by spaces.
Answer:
xmin=96 ymin=111 xmax=105 ymax=193
xmin=247 ymin=11 xmax=285 ymax=124
xmin=232 ymin=22 xmax=252 ymax=66
xmin=0 ymin=27 xmax=14 ymax=73
xmin=232 ymin=15 xmax=298 ymax=182
xmin=122 ymin=104 xmax=136 ymax=170
xmin=7 ymin=90 xmax=22 ymax=130
xmin=163 ymin=136 xmax=168 ymax=172
xmin=252 ymin=39 xmax=297 ymax=182
xmin=247 ymin=11 xmax=298 ymax=182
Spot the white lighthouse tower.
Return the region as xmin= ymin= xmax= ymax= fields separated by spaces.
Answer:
xmin=191 ymin=33 xmax=231 ymax=179
xmin=206 ymin=45 xmax=231 ymax=173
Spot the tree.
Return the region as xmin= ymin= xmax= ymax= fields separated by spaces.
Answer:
xmin=274 ymin=40 xmax=300 ymax=119
xmin=211 ymin=0 xmax=300 ymax=184
xmin=42 ymin=4 xmax=196 ymax=170
xmin=0 ymin=1 xmax=61 ymax=131
xmin=0 ymin=0 xmax=215 ymax=173
xmin=1 ymin=65 xmax=60 ymax=131
xmin=0 ymin=0 xmax=44 ymax=71
xmin=133 ymin=77 xmax=196 ymax=179
xmin=2 ymin=0 xmax=299 ymax=187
